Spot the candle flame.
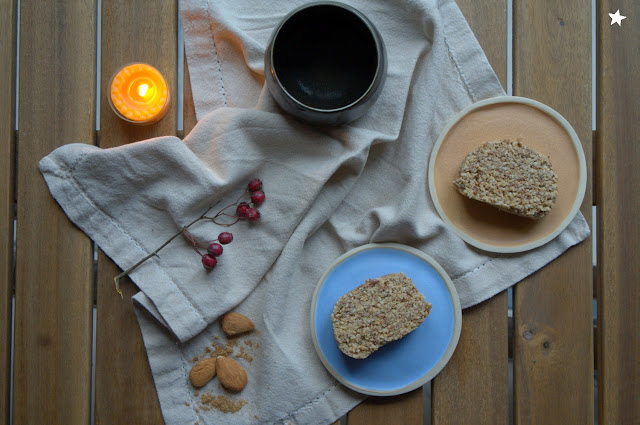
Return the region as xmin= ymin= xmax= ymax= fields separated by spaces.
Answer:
xmin=137 ymin=83 xmax=149 ymax=98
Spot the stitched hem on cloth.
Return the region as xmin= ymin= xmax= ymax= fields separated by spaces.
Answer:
xmin=276 ymin=384 xmax=341 ymax=423
xmin=452 ymin=259 xmax=493 ymax=281
xmin=66 ymin=155 xmax=207 ymax=329
xmin=178 ymin=349 xmax=207 ymax=424
xmin=39 ymin=150 xmax=208 ymax=342
xmin=205 ymin=0 xmax=228 ymax=106
xmin=439 ymin=0 xmax=505 ymax=101
xmin=443 ymin=33 xmax=477 ymax=102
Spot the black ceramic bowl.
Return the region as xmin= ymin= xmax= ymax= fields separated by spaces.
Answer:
xmin=265 ymin=2 xmax=386 ymax=126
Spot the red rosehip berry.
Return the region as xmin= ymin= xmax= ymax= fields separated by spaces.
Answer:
xmin=246 ymin=208 xmax=261 ymax=222
xmin=250 ymin=190 xmax=265 ymax=205
xmin=207 ymin=243 xmax=223 ymax=257
xmin=218 ymin=232 xmax=233 ymax=244
xmin=202 ymin=254 xmax=217 ymax=271
xmin=248 ymin=178 xmax=263 ymax=192
xmin=236 ymin=202 xmax=250 ymax=217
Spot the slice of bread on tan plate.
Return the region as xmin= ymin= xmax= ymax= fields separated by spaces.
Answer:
xmin=331 ymin=272 xmax=432 ymax=359
xmin=454 ymin=139 xmax=558 ymax=219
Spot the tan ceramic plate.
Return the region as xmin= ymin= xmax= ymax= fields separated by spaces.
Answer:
xmin=428 ymin=96 xmax=586 ymax=253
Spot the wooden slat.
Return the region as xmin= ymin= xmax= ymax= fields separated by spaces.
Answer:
xmin=432 ymin=296 xmax=509 ymax=424
xmin=596 ymin=0 xmax=640 ymax=423
xmin=94 ymin=0 xmax=177 ymax=423
xmin=13 ymin=0 xmax=96 ymax=423
xmin=513 ymin=1 xmax=593 ymax=424
xmin=95 ymin=256 xmax=167 ymax=425
xmin=432 ymin=1 xmax=509 ymax=424
xmin=347 ymin=390 xmax=422 ymax=425
xmin=0 ymin=0 xmax=17 ymax=423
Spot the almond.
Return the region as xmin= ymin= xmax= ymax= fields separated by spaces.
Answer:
xmin=221 ymin=312 xmax=255 ymax=336
xmin=216 ymin=356 xmax=247 ymax=391
xmin=188 ymin=357 xmax=217 ymax=388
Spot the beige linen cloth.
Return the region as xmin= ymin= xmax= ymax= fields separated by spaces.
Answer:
xmin=39 ymin=0 xmax=590 ymax=423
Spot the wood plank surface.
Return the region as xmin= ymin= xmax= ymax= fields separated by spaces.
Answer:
xmin=12 ymin=0 xmax=96 ymax=423
xmin=432 ymin=297 xmax=509 ymax=425
xmin=432 ymin=1 xmax=509 ymax=424
xmin=596 ymin=0 xmax=640 ymax=423
xmin=0 ymin=0 xmax=16 ymax=423
xmin=512 ymin=1 xmax=594 ymax=424
xmin=94 ymin=0 xmax=177 ymax=423
xmin=347 ymin=390 xmax=423 ymax=425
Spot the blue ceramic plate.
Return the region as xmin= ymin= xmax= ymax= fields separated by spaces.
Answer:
xmin=310 ymin=243 xmax=462 ymax=396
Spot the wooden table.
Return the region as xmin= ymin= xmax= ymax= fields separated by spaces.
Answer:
xmin=1 ymin=0 xmax=637 ymax=423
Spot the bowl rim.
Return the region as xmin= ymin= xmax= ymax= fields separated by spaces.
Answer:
xmin=268 ymin=1 xmax=385 ymax=114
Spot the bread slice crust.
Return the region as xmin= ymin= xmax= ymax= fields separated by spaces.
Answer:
xmin=331 ymin=273 xmax=431 ymax=359
xmin=454 ymin=140 xmax=558 ymax=219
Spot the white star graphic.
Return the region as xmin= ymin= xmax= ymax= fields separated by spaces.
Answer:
xmin=609 ymin=9 xmax=627 ymax=26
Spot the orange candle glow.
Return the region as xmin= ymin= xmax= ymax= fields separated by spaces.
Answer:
xmin=108 ymin=63 xmax=170 ymax=125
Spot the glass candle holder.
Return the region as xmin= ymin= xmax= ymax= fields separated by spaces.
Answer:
xmin=108 ymin=63 xmax=170 ymax=125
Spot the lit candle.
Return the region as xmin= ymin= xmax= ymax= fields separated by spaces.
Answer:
xmin=108 ymin=63 xmax=170 ymax=125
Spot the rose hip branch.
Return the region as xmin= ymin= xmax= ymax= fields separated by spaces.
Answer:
xmin=113 ymin=178 xmax=266 ymax=298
